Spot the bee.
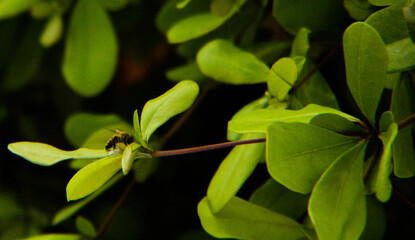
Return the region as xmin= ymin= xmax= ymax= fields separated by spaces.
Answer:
xmin=105 ymin=129 xmax=135 ymax=152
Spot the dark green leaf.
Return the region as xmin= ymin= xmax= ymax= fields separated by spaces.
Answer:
xmin=140 ymin=80 xmax=199 ymax=141
xmin=99 ymin=0 xmax=129 ymax=11
xmin=166 ymin=62 xmax=208 ymax=83
xmin=207 ymin=133 xmax=265 ymax=213
xmin=198 ymin=196 xmax=310 ymax=240
xmin=62 ymin=0 xmax=118 ymax=97
xmin=266 ymin=122 xmax=360 ymax=194
xmin=66 ymin=155 xmax=121 ymax=201
xmin=291 ymin=59 xmax=340 ymax=109
xmin=249 ymin=179 xmax=308 ymax=220
xmin=75 ymin=216 xmax=96 ymax=238
xmin=387 ymin=38 xmax=415 ymax=73
xmin=197 ymin=39 xmax=269 ymax=84
xmin=365 ymin=3 xmax=408 ymax=44
xmin=403 ymin=0 xmax=415 ymax=23
xmin=210 ymin=0 xmax=235 ymax=17
xmin=343 ymin=22 xmax=388 ymax=126
xmin=309 ymin=141 xmax=367 ymax=240
xmin=310 ymin=113 xmax=366 ymax=133
xmin=391 ymin=77 xmax=415 ymax=177
xmin=53 ymin=173 xmax=122 ymax=225
xmin=133 ymin=158 xmax=159 ymax=183
xmin=368 ymin=0 xmax=406 ymax=6
xmin=343 ymin=0 xmax=375 ymax=20
xmin=359 ymin=196 xmax=387 ymax=240
xmin=2 ymin=20 xmax=43 ymax=91
xmin=0 ymin=0 xmax=41 ymax=19
xmin=243 ymin=41 xmax=291 ymax=65
xmin=291 ymin=28 xmax=311 ymax=57
xmin=8 ymin=142 xmax=108 ymax=166
xmin=272 ymin=0 xmax=348 ymax=35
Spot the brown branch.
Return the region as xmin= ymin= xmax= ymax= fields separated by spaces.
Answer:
xmin=398 ymin=112 xmax=415 ymax=130
xmin=393 ymin=188 xmax=415 ymax=211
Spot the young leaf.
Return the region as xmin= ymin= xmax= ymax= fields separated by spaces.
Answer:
xmin=210 ymin=0 xmax=235 ymax=17
xmin=367 ymin=112 xmax=398 ymax=202
xmin=343 ymin=0 xmax=374 ymax=20
xmin=266 ymin=122 xmax=360 ymax=194
xmin=0 ymin=0 xmax=40 ymax=19
xmin=391 ymin=77 xmax=415 ymax=177
xmin=66 ymin=155 xmax=121 ymax=201
xmin=387 ymin=38 xmax=415 ymax=73
xmin=65 ymin=113 xmax=131 ymax=148
xmin=343 ymin=22 xmax=388 ymax=125
xmin=207 ymin=133 xmax=265 ymax=213
xmin=140 ymin=80 xmax=199 ymax=141
xmin=166 ymin=62 xmax=207 ymax=83
xmin=198 ymin=196 xmax=310 ymax=240
xmin=53 ymin=173 xmax=122 ymax=225
xmin=272 ymin=0 xmax=348 ymax=35
xmin=197 ymin=39 xmax=270 ymax=84
xmin=249 ymin=179 xmax=309 ymax=220
xmin=62 ymin=0 xmax=118 ymax=97
xmin=22 ymin=234 xmax=82 ymax=240
xmin=8 ymin=142 xmax=108 ymax=166
xmin=267 ymin=57 xmax=298 ymax=100
xmin=75 ymin=216 xmax=96 ymax=238
xmin=228 ymin=104 xmax=358 ymax=134
xmin=309 ymin=140 xmax=367 ymax=240
xmin=133 ymin=110 xmax=150 ymax=149
xmin=365 ymin=3 xmax=408 ymax=44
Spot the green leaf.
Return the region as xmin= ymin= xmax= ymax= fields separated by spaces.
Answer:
xmin=62 ymin=0 xmax=118 ymax=97
xmin=227 ymin=96 xmax=272 ymax=141
xmin=0 ymin=0 xmax=41 ymax=19
xmin=133 ymin=158 xmax=159 ymax=183
xmin=22 ymin=234 xmax=82 ymax=240
xmin=166 ymin=0 xmax=247 ymax=43
xmin=343 ymin=22 xmax=388 ymax=125
xmin=272 ymin=0 xmax=348 ymax=35
xmin=249 ymin=179 xmax=309 ymax=220
xmin=207 ymin=133 xmax=265 ymax=213
xmin=243 ymin=41 xmax=291 ymax=65
xmin=266 ymin=122 xmax=360 ymax=193
xmin=359 ymin=196 xmax=387 ymax=240
xmin=2 ymin=20 xmax=43 ymax=92
xmin=403 ymin=0 xmax=415 ymax=23
xmin=40 ymin=14 xmax=63 ymax=48
xmin=343 ymin=0 xmax=375 ymax=20
xmin=8 ymin=142 xmax=108 ymax=166
xmin=166 ymin=62 xmax=207 ymax=83
xmin=121 ymin=143 xmax=145 ymax=175
xmin=210 ymin=0 xmax=235 ymax=17
xmin=140 ymin=80 xmax=199 ymax=141
xmin=291 ymin=59 xmax=340 ymax=110
xmin=75 ymin=216 xmax=97 ymax=238
xmin=387 ymin=38 xmax=415 ymax=73
xmin=310 ymin=113 xmax=367 ymax=133
xmin=367 ymin=111 xmax=398 ymax=202
xmin=309 ymin=140 xmax=367 ymax=240
xmin=229 ymin=104 xmax=358 ymax=134
xmin=65 ymin=113 xmax=131 ymax=148
xmin=53 ymin=173 xmax=122 ymax=225
xmin=198 ymin=196 xmax=310 ymax=240
xmin=391 ymin=77 xmax=415 ymax=177
xmin=368 ymin=0 xmax=406 ymax=6
xmin=267 ymin=57 xmax=298 ymax=100
xmin=197 ymin=39 xmax=270 ymax=84
xmin=66 ymin=155 xmax=121 ymax=201
xmin=291 ymin=28 xmax=311 ymax=57
xmin=99 ymin=0 xmax=129 ymax=11
xmin=365 ymin=3 xmax=408 ymax=44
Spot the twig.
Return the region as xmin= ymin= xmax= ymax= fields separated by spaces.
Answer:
xmin=398 ymin=112 xmax=415 ymax=130
xmin=393 ymin=188 xmax=415 ymax=211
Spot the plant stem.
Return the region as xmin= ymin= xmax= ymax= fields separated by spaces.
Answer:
xmin=393 ymin=188 xmax=415 ymax=211
xmin=151 ymin=138 xmax=266 ymax=157
xmin=398 ymin=112 xmax=415 ymax=130
xmin=96 ymin=177 xmax=136 ymax=239
xmin=290 ymin=47 xmax=337 ymax=93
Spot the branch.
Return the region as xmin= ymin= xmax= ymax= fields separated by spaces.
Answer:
xmin=398 ymin=112 xmax=415 ymax=130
